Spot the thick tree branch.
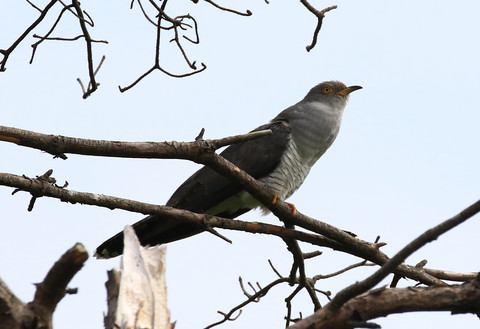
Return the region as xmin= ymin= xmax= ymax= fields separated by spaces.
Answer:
xmin=0 ymin=171 xmax=345 ymax=251
xmin=1 ymin=125 xmax=479 ymax=327
xmin=288 ymin=275 xmax=480 ymax=329
xmin=0 ymin=125 xmax=271 ymax=160
xmin=328 ymin=198 xmax=480 ymax=311
xmin=0 ymin=243 xmax=88 ymax=329
xmin=28 ymin=243 xmax=89 ymax=329
xmin=0 ymin=278 xmax=36 ymax=329
xmin=0 ymin=169 xmax=473 ymax=288
xmin=0 ymin=125 xmax=474 ymax=287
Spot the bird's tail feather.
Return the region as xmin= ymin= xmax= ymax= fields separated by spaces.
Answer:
xmin=94 ymin=215 xmax=204 ymax=259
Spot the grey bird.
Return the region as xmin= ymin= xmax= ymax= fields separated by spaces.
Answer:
xmin=95 ymin=81 xmax=362 ymax=258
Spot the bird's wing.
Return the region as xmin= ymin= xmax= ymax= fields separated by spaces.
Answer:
xmin=166 ymin=120 xmax=291 ymax=213
xmin=95 ymin=120 xmax=291 ymax=258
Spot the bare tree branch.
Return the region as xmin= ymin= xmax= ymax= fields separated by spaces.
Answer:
xmin=0 ymin=125 xmax=468 ymax=288
xmin=299 ymin=1 xmax=338 ymax=51
xmin=119 ymin=0 xmax=207 ymax=92
xmin=1 ymin=125 xmax=479 ymax=327
xmin=2 ymin=0 xmax=339 ymax=96
xmin=201 ymin=0 xmax=252 ymax=16
xmin=0 ymin=243 xmax=88 ymax=329
xmin=0 ymin=124 xmax=272 ymax=159
xmin=206 ymin=277 xmax=289 ymax=329
xmin=328 ymin=198 xmax=480 ymax=311
xmin=0 ymin=0 xmax=59 ymax=71
xmin=71 ymin=0 xmax=101 ymax=98
xmin=288 ymin=275 xmax=480 ymax=329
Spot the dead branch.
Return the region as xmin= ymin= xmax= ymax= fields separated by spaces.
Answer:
xmin=288 ymin=275 xmax=480 ymax=329
xmin=104 ymin=270 xmax=121 ymax=329
xmin=0 ymin=279 xmax=36 ymax=329
xmin=201 ymin=0 xmax=252 ymax=16
xmin=104 ymin=227 xmax=171 ymax=329
xmin=0 ymin=125 xmax=474 ymax=288
xmin=0 ymin=170 xmax=347 ymax=251
xmin=208 ymin=259 xmax=373 ymax=329
xmin=0 ymin=243 xmax=88 ymax=329
xmin=329 ymin=198 xmax=480 ymax=311
xmin=119 ymin=0 xmax=207 ymax=92
xmin=1 ymin=125 xmax=479 ymax=327
xmin=71 ymin=0 xmax=101 ymax=98
xmin=299 ymin=1 xmax=338 ymax=51
xmin=0 ymin=0 xmax=58 ymax=71
xmin=29 ymin=2 xmax=75 ymax=63
xmin=0 ymin=0 xmax=105 ymax=98
xmin=206 ymin=277 xmax=289 ymax=329
xmin=1 ymin=168 xmax=473 ymax=290
xmin=3 ymin=0 xmax=339 ymax=96
xmin=0 ymin=124 xmax=272 ymax=159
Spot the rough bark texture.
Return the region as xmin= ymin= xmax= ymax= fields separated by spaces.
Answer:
xmin=0 ymin=243 xmax=88 ymax=329
xmin=288 ymin=275 xmax=480 ymax=329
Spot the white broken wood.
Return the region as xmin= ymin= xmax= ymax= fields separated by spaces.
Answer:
xmin=113 ymin=225 xmax=172 ymax=329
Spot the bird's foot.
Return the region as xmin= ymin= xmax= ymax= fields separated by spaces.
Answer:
xmin=285 ymin=202 xmax=297 ymax=214
xmin=271 ymin=194 xmax=297 ymax=214
xmin=271 ymin=193 xmax=279 ymax=204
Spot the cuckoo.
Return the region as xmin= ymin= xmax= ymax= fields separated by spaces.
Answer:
xmin=95 ymin=81 xmax=362 ymax=258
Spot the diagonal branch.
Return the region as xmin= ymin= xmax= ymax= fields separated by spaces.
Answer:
xmin=0 ymin=0 xmax=59 ymax=71
xmin=0 ymin=125 xmax=471 ymax=287
xmin=201 ymin=0 xmax=252 ymax=16
xmin=288 ymin=275 xmax=480 ymax=329
xmin=0 ymin=243 xmax=88 ymax=329
xmin=328 ymin=199 xmax=480 ymax=311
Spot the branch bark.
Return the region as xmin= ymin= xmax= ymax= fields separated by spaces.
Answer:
xmin=0 ymin=243 xmax=88 ymax=329
xmin=288 ymin=275 xmax=480 ymax=329
xmin=1 ymin=125 xmax=479 ymax=329
xmin=0 ymin=125 xmax=477 ymax=288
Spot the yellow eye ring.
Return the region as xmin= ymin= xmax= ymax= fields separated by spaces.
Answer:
xmin=322 ymin=86 xmax=333 ymax=94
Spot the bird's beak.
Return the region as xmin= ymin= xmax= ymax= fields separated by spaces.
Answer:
xmin=335 ymin=85 xmax=363 ymax=95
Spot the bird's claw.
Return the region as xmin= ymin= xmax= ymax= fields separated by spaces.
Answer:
xmin=285 ymin=202 xmax=297 ymax=214
xmin=271 ymin=194 xmax=296 ymax=214
xmin=271 ymin=193 xmax=279 ymax=204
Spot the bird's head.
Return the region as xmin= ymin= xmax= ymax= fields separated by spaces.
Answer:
xmin=305 ymin=81 xmax=362 ymax=108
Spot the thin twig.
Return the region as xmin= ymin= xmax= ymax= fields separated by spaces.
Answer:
xmin=71 ymin=0 xmax=100 ymax=98
xmin=26 ymin=0 xmax=42 ymax=12
xmin=30 ymin=4 xmax=74 ymax=64
xmin=205 ymin=278 xmax=289 ymax=329
xmin=0 ymin=0 xmax=58 ymax=71
xmin=312 ymin=260 xmax=376 ymax=281
xmin=299 ymin=1 xmax=337 ymax=51
xmin=203 ymin=0 xmax=252 ymax=16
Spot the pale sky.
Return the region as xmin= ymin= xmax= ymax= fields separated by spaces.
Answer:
xmin=1 ymin=0 xmax=479 ymax=328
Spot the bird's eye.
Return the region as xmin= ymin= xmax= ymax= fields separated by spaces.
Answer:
xmin=322 ymin=86 xmax=333 ymax=94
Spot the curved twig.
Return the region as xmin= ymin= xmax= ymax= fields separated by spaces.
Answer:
xmin=202 ymin=0 xmax=252 ymax=16
xmin=0 ymin=0 xmax=58 ymax=72
xmin=299 ymin=1 xmax=338 ymax=52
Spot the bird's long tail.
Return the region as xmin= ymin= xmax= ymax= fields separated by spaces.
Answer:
xmin=94 ymin=215 xmax=204 ymax=259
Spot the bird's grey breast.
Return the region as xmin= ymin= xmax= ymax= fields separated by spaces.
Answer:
xmin=286 ymin=100 xmax=343 ymax=166
xmin=260 ymin=100 xmax=344 ymax=201
xmin=258 ymin=136 xmax=311 ymax=201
